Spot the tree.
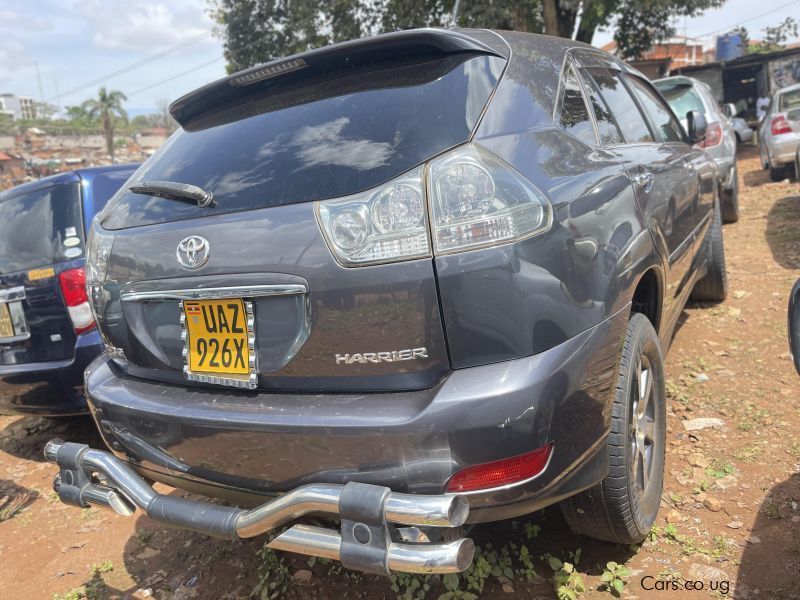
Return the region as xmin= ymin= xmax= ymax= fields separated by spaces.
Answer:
xmin=731 ymin=17 xmax=798 ymax=54
xmin=210 ymin=0 xmax=726 ymax=69
xmin=82 ymin=87 xmax=128 ymax=162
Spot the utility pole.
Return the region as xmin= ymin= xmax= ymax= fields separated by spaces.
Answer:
xmin=35 ymin=61 xmax=44 ymax=119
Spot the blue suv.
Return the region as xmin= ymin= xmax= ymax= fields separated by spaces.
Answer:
xmin=0 ymin=164 xmax=138 ymax=415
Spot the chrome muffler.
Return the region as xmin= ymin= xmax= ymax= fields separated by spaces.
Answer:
xmin=44 ymin=439 xmax=473 ymax=575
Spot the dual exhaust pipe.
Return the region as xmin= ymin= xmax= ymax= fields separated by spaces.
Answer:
xmin=45 ymin=439 xmax=474 ymax=575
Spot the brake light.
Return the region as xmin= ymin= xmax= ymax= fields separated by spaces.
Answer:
xmin=699 ymin=122 xmax=723 ymax=148
xmin=445 ymin=443 xmax=553 ymax=493
xmin=59 ymin=267 xmax=95 ymax=334
xmin=771 ymin=115 xmax=792 ymax=135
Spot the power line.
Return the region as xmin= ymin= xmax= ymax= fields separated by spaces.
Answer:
xmin=126 ymin=56 xmax=224 ymax=97
xmin=124 ymin=27 xmax=276 ymax=100
xmin=46 ymin=29 xmax=215 ymax=104
xmin=692 ymin=0 xmax=800 ymax=40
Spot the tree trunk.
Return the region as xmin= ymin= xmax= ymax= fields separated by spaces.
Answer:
xmin=542 ymin=0 xmax=559 ymax=36
xmin=575 ymin=0 xmax=599 ymax=44
xmin=103 ymin=113 xmax=114 ymax=162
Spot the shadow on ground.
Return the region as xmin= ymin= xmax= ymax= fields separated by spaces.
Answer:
xmin=736 ymin=473 xmax=800 ymax=599
xmin=765 ymin=194 xmax=800 ymax=270
xmin=0 ymin=414 xmax=101 ymax=463
xmin=54 ymin=500 xmax=640 ymax=599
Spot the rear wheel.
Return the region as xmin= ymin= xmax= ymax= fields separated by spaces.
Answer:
xmin=720 ymin=163 xmax=739 ymax=223
xmin=691 ymin=195 xmax=728 ymax=302
xmin=559 ymin=313 xmax=666 ymax=544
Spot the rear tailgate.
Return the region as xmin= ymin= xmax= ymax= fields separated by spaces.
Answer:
xmin=95 ymin=31 xmax=507 ymax=392
xmin=0 ymin=178 xmax=85 ymax=366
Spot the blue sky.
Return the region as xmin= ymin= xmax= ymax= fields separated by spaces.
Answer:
xmin=1 ymin=0 xmax=798 ymax=116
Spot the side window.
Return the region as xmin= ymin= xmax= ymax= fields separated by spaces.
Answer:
xmin=558 ymin=65 xmax=597 ymax=145
xmin=576 ymin=70 xmax=623 ymax=145
xmin=624 ymin=75 xmax=685 ymax=143
xmin=583 ymin=67 xmax=653 ymax=143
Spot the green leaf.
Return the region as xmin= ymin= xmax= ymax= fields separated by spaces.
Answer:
xmin=563 ymin=562 xmax=574 ymax=574
xmin=601 ymin=571 xmax=614 ymax=582
xmin=606 ymin=561 xmax=618 ymax=571
xmin=548 ymin=556 xmax=563 ymax=571
xmin=613 ymin=579 xmax=625 ymax=593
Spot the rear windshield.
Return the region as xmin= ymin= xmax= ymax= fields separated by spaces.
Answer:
xmin=0 ymin=182 xmax=84 ymax=274
xmin=102 ymin=53 xmax=505 ymax=230
xmin=655 ymin=83 xmax=705 ymax=121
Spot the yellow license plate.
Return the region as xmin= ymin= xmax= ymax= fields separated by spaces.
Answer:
xmin=183 ymin=299 xmax=250 ymax=375
xmin=0 ymin=303 xmax=14 ymax=339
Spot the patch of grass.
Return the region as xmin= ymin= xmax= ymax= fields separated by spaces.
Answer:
xmin=705 ymin=460 xmax=735 ymax=479
xmin=252 ymin=545 xmax=290 ymax=600
xmin=90 ymin=560 xmax=113 ymax=576
xmin=599 ymin=561 xmax=630 ymax=597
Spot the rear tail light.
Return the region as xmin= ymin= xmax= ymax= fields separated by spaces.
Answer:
xmin=428 ymin=144 xmax=551 ymax=254
xmin=315 ymin=144 xmax=552 ymax=266
xmin=698 ymin=121 xmax=723 ymax=148
xmin=316 ymin=167 xmax=429 ymax=266
xmin=445 ymin=443 xmax=553 ymax=493
xmin=771 ymin=115 xmax=792 ymax=135
xmin=59 ymin=267 xmax=95 ymax=334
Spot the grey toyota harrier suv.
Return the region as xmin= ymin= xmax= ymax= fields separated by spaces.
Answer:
xmin=46 ymin=28 xmax=725 ymax=575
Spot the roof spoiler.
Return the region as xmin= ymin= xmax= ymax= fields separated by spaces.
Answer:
xmin=169 ymin=28 xmax=505 ymax=127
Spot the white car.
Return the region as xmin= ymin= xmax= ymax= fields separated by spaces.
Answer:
xmin=732 ymin=117 xmax=753 ymax=145
xmin=758 ymin=83 xmax=800 ymax=181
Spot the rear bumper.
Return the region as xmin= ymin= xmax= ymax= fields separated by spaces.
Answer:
xmin=0 ymin=329 xmax=102 ymax=415
xmin=44 ymin=440 xmax=474 ymax=575
xmin=766 ymin=133 xmax=800 ymax=165
xmin=84 ymin=308 xmax=627 ymax=522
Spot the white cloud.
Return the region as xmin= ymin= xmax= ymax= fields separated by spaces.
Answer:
xmin=74 ymin=0 xmax=214 ymax=52
xmin=0 ymin=10 xmax=52 ymax=31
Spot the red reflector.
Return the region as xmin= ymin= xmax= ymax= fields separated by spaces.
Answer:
xmin=771 ymin=116 xmax=792 ymax=136
xmin=58 ymin=267 xmax=88 ymax=307
xmin=699 ymin=122 xmax=723 ymax=148
xmin=446 ymin=443 xmax=553 ymax=493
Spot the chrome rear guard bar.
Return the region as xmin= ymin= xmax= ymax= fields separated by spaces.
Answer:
xmin=44 ymin=440 xmax=474 ymax=575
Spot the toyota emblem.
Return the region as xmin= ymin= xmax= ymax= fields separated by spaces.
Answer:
xmin=176 ymin=235 xmax=210 ymax=269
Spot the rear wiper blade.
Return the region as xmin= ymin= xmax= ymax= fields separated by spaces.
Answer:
xmin=129 ymin=180 xmax=214 ymax=208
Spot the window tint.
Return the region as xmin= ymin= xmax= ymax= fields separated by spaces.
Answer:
xmin=558 ymin=66 xmax=596 ymax=144
xmin=625 ymin=75 xmax=685 ymax=142
xmin=577 ymin=70 xmax=623 ymax=145
xmin=584 ymin=67 xmax=653 ymax=143
xmin=102 ymin=54 xmax=505 ymax=230
xmin=654 ymin=82 xmax=705 ymax=123
xmin=0 ymin=183 xmax=84 ymax=274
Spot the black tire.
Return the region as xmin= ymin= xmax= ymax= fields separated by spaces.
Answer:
xmin=760 ymin=144 xmax=769 ymax=170
xmin=691 ymin=196 xmax=728 ymax=302
xmin=559 ymin=313 xmax=666 ymax=544
xmin=769 ymin=163 xmax=786 ymax=182
xmin=720 ymin=163 xmax=739 ymax=223
xmin=795 ymin=151 xmax=800 ymax=182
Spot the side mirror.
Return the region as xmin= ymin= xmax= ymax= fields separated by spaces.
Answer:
xmin=723 ymin=103 xmax=737 ymax=118
xmin=687 ymin=110 xmax=708 ymax=145
xmin=790 ymin=278 xmax=800 ymax=375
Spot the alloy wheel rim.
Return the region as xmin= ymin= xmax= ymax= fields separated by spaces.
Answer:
xmin=630 ymin=354 xmax=656 ymax=498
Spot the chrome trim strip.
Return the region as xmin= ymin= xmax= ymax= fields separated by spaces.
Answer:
xmin=121 ymin=284 xmax=307 ymax=302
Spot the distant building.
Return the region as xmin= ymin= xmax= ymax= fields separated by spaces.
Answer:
xmin=601 ymin=36 xmax=714 ymax=68
xmin=0 ymin=94 xmax=36 ymax=120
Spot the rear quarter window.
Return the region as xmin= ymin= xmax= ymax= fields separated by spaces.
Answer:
xmin=102 ymin=53 xmax=506 ymax=230
xmin=0 ymin=182 xmax=83 ymax=274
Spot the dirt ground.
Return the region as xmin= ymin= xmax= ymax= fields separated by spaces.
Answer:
xmin=1 ymin=145 xmax=798 ymax=600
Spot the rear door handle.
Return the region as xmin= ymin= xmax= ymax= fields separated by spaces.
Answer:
xmin=633 ymin=168 xmax=655 ymax=193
